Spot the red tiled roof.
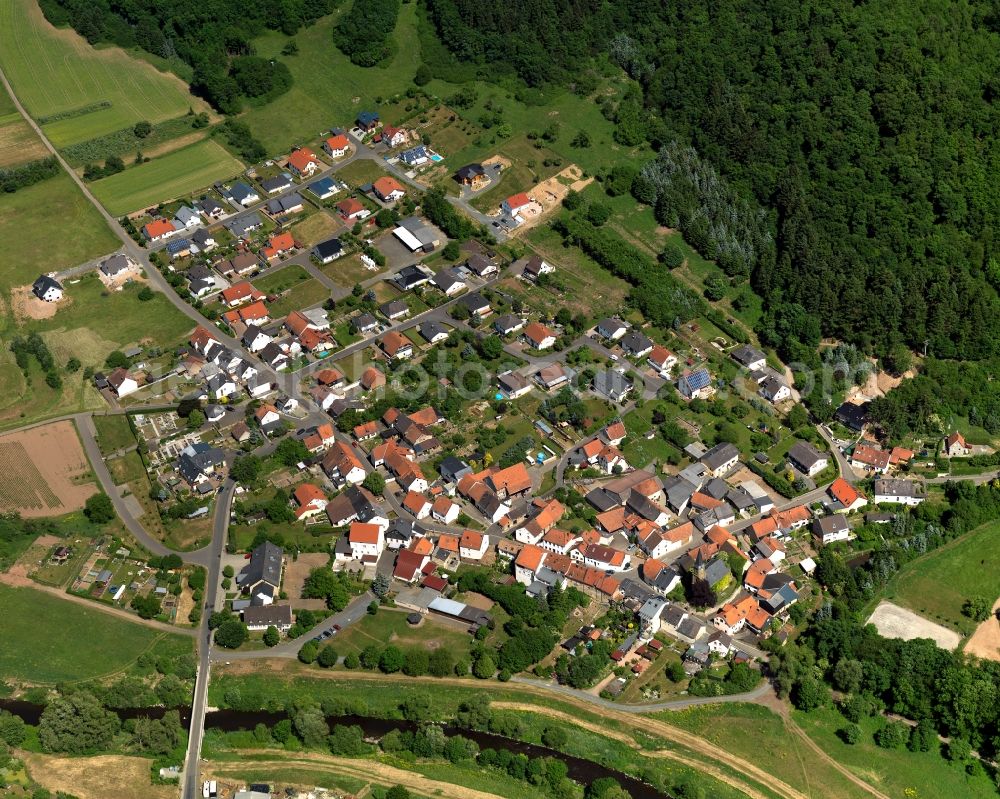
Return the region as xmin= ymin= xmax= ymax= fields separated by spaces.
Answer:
xmin=287 ymin=147 xmax=319 ymax=171
xmin=373 ymin=176 xmax=404 ymax=198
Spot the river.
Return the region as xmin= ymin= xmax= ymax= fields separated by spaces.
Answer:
xmin=1 ymin=700 xmax=668 ymax=798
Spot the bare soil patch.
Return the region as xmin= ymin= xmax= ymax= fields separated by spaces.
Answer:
xmin=11 ymin=284 xmax=66 ymax=321
xmin=283 ymin=552 xmax=330 ymax=600
xmin=964 ymin=596 xmax=1000 ymax=662
xmin=482 ymin=154 xmax=512 ymax=171
xmin=509 ymin=164 xmax=593 ymax=236
xmin=0 ymin=420 xmax=98 ymax=517
xmin=0 ymin=119 xmax=48 ymax=167
xmin=868 ymin=601 xmax=961 ymax=650
xmin=23 ymin=752 xmax=176 ymax=799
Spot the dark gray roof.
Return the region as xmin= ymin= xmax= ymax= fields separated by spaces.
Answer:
xmin=379 ymin=300 xmax=408 ymax=318
xmin=458 ymin=292 xmax=490 ymax=313
xmin=32 ymin=274 xmax=62 ymax=297
xmin=787 ymin=441 xmax=826 ymax=471
xmin=731 ymin=344 xmax=766 ymax=367
xmin=439 ymin=456 xmax=472 ymax=483
xmin=239 ymin=541 xmax=283 ymax=589
xmin=100 ymin=253 xmax=132 ymax=276
xmin=701 ymin=442 xmax=740 ymax=472
xmin=703 ymin=557 xmax=731 ymax=588
xmin=662 ymin=476 xmax=697 ymax=511
xmin=621 ymin=330 xmax=653 ymax=354
xmin=225 ymin=212 xmax=263 ymax=237
xmin=352 ymin=312 xmax=379 ymax=332
xmin=432 ymin=268 xmax=463 ymax=293
xmin=494 ymin=314 xmax=522 ymax=334
xmin=260 ymin=175 xmax=292 ymax=192
xmin=419 ymin=320 xmax=448 ymax=341
xmin=243 ymin=603 xmax=293 ymax=627
xmin=592 ymin=369 xmax=633 ymax=399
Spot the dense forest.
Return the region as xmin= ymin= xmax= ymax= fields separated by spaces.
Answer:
xmin=424 ymin=0 xmax=1000 ymax=362
xmin=39 ymin=0 xmax=335 ymax=112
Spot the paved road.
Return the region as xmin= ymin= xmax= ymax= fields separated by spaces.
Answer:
xmin=182 ymin=479 xmax=234 ymax=799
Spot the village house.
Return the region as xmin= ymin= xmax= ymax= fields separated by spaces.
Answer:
xmin=786 ymin=440 xmax=829 ymax=477
xmin=814 ymin=514 xmax=851 ymax=544
xmin=227 ymin=182 xmax=260 ymax=207
xmin=381 ymin=331 xmax=414 ymax=360
xmin=944 ymin=432 xmax=971 ymax=457
xmin=647 ymin=344 xmax=677 ymax=376
xmin=373 ymin=176 xmax=406 ymax=203
xmin=143 ymin=218 xmax=176 ymax=242
xmin=287 ymin=147 xmax=322 ymax=177
xmin=400 ymin=144 xmax=430 ymax=167
xmin=731 ymin=344 xmax=767 ymax=372
xmin=850 ymin=442 xmax=891 ymax=474
xmin=455 ymin=163 xmax=490 ymax=190
xmin=237 ymin=541 xmax=283 ymax=603
xmin=243 ymin=604 xmax=293 ymax=632
xmin=418 ymin=320 xmax=450 ymax=344
xmin=873 ymin=478 xmax=926 ymax=506
xmin=100 ymin=253 xmax=139 ymax=281
xmin=107 ymin=367 xmax=138 ymax=397
xmin=31 ymin=274 xmax=63 ymax=302
xmin=700 ymin=442 xmax=740 ymax=478
xmin=460 ymin=529 xmax=488 ymax=560
xmin=324 ymin=133 xmax=351 ymax=158
xmin=293 ymin=483 xmax=328 ymax=520
xmin=337 ymin=197 xmax=371 ymax=220
xmin=344 ymin=521 xmax=385 ymax=561
xmin=173 ymin=206 xmax=201 ymax=230
xmin=827 ymin=477 xmax=867 ymax=513
xmin=458 ymin=292 xmax=491 ymax=318
xmin=465 ymin=253 xmax=498 ymax=278
xmin=432 ymin=496 xmax=460 ymax=524
xmin=322 ymin=442 xmax=367 ymax=486
xmin=381 ymin=125 xmax=408 ymax=148
xmin=431 ymin=267 xmax=466 ymax=296
xmin=597 ymin=318 xmax=629 ymax=341
xmin=521 ymin=255 xmax=554 ymax=282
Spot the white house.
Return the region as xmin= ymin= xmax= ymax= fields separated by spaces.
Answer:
xmin=459 ymin=530 xmax=488 ymax=560
xmin=431 ymin=497 xmax=460 ymax=524
xmin=347 ymin=522 xmax=385 ymax=560
xmin=873 ymin=479 xmax=925 ymax=506
xmin=760 ymin=376 xmax=791 ymax=403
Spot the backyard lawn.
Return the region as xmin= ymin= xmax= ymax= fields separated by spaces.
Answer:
xmin=330 ymin=608 xmax=472 ymax=656
xmin=884 ymin=520 xmax=1000 ymax=634
xmin=256 ymin=265 xmax=329 ymax=317
xmin=0 ymin=582 xmax=191 ymax=683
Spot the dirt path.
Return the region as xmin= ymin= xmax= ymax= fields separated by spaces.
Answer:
xmin=780 ymin=711 xmax=891 ymax=799
xmin=493 ymin=701 xmax=775 ymax=799
xmin=214 ymin=750 xmax=510 ymax=799
xmin=0 ymin=572 xmax=195 ymax=636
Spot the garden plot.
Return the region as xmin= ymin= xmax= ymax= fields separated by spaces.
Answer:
xmin=0 ymin=420 xmax=97 ymax=517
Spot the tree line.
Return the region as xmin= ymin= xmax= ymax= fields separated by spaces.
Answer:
xmin=0 ymin=158 xmax=59 ymax=193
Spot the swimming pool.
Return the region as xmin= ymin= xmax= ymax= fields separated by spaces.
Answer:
xmin=430 ymin=153 xmax=443 ymax=162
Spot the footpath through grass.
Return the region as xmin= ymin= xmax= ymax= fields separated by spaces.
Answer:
xmin=0 ymin=583 xmax=190 ymax=684
xmin=884 ymin=520 xmax=1000 ymax=634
